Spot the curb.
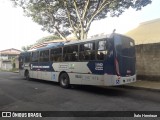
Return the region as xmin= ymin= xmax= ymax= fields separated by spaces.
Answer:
xmin=120 ymin=85 xmax=160 ymax=92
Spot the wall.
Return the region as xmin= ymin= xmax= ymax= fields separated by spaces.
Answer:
xmin=1 ymin=61 xmax=12 ymax=70
xmin=0 ymin=57 xmax=19 ymax=71
xmin=136 ymin=43 xmax=160 ymax=80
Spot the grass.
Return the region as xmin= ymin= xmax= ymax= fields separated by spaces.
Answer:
xmin=0 ymin=68 xmax=19 ymax=72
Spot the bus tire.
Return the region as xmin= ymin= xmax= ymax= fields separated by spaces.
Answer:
xmin=59 ymin=73 xmax=70 ymax=88
xmin=25 ymin=70 xmax=30 ymax=80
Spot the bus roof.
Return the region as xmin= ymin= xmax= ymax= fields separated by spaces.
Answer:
xmin=64 ymin=34 xmax=112 ymax=46
xmin=21 ymin=33 xmax=128 ymax=54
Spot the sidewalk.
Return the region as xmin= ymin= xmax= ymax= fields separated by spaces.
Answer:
xmin=124 ymin=80 xmax=160 ymax=92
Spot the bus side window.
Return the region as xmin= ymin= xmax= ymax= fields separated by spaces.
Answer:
xmin=50 ymin=53 xmax=54 ymax=61
xmin=63 ymin=45 xmax=78 ymax=61
xmin=50 ymin=48 xmax=62 ymax=62
xmin=40 ymin=50 xmax=49 ymax=62
xmin=79 ymin=43 xmax=95 ymax=61
xmin=19 ymin=54 xmax=24 ymax=69
xmin=25 ymin=52 xmax=31 ymax=63
xmin=31 ymin=51 xmax=39 ymax=62
xmin=79 ymin=44 xmax=85 ymax=61
xmin=97 ymin=40 xmax=108 ymax=60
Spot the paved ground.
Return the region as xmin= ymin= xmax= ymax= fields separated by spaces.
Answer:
xmin=0 ymin=72 xmax=160 ymax=120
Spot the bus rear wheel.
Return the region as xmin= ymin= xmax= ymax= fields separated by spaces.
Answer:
xmin=25 ymin=70 xmax=30 ymax=80
xmin=59 ymin=73 xmax=70 ymax=88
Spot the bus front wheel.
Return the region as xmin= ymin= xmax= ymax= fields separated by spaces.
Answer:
xmin=59 ymin=73 xmax=70 ymax=88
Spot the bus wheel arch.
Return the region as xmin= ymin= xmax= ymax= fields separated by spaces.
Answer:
xmin=59 ymin=71 xmax=70 ymax=88
xmin=24 ymin=69 xmax=30 ymax=80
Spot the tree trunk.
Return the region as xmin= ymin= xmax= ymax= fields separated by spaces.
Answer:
xmin=80 ymin=28 xmax=84 ymax=40
xmin=84 ymin=32 xmax=87 ymax=39
xmin=80 ymin=28 xmax=88 ymax=40
xmin=55 ymin=27 xmax=67 ymax=41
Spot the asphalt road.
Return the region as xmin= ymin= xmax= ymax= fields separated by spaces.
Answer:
xmin=0 ymin=72 xmax=160 ymax=119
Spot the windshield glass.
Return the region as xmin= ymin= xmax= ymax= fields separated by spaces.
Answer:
xmin=114 ymin=35 xmax=135 ymax=57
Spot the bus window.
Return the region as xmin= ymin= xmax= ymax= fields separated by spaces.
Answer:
xmin=97 ymin=40 xmax=108 ymax=60
xmin=24 ymin=52 xmax=31 ymax=63
xmin=50 ymin=48 xmax=62 ymax=62
xmin=40 ymin=50 xmax=49 ymax=62
xmin=19 ymin=52 xmax=30 ymax=63
xmin=114 ymin=35 xmax=135 ymax=57
xmin=63 ymin=45 xmax=78 ymax=61
xmin=19 ymin=53 xmax=24 ymax=69
xmin=19 ymin=56 xmax=23 ymax=62
xmin=79 ymin=42 xmax=95 ymax=61
xmin=31 ymin=51 xmax=39 ymax=62
xmin=84 ymin=43 xmax=95 ymax=51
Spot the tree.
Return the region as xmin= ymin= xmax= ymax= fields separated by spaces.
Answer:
xmin=35 ymin=35 xmax=60 ymax=44
xmin=21 ymin=35 xmax=60 ymax=51
xmin=21 ymin=45 xmax=32 ymax=51
xmin=11 ymin=0 xmax=152 ymax=40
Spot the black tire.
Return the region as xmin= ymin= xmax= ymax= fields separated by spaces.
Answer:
xmin=59 ymin=73 xmax=70 ymax=88
xmin=25 ymin=70 xmax=30 ymax=80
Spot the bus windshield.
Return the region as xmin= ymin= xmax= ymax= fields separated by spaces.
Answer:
xmin=114 ymin=35 xmax=135 ymax=57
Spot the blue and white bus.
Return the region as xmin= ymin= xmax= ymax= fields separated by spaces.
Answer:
xmin=19 ymin=33 xmax=136 ymax=88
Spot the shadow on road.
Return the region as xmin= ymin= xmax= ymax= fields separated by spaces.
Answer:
xmin=26 ymin=78 xmax=126 ymax=96
xmin=71 ymin=85 xmax=126 ymax=96
xmin=14 ymin=77 xmax=160 ymax=104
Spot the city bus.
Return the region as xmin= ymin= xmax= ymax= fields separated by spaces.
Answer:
xmin=19 ymin=33 xmax=136 ymax=88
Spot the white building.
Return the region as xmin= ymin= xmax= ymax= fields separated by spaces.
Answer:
xmin=0 ymin=48 xmax=21 ymax=70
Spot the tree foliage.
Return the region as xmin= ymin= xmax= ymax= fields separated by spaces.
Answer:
xmin=21 ymin=45 xmax=32 ymax=51
xmin=11 ymin=0 xmax=152 ymax=40
xmin=35 ymin=35 xmax=60 ymax=44
xmin=21 ymin=35 xmax=60 ymax=51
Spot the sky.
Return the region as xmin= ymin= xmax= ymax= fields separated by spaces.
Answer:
xmin=0 ymin=0 xmax=160 ymax=51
